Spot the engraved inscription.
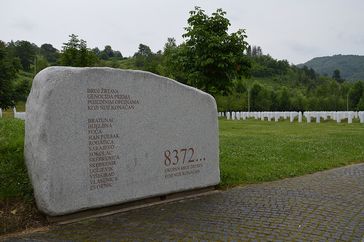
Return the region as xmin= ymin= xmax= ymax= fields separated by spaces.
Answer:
xmin=163 ymin=147 xmax=206 ymax=179
xmin=88 ymin=118 xmax=119 ymax=190
xmin=86 ymin=87 xmax=139 ymax=191
xmin=87 ymin=88 xmax=140 ymax=111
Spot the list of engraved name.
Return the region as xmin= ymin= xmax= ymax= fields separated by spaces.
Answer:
xmin=88 ymin=118 xmax=119 ymax=190
xmin=86 ymin=88 xmax=140 ymax=190
xmin=87 ymin=88 xmax=128 ymax=191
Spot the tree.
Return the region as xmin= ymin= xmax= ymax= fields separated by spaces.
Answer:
xmin=133 ymin=43 xmax=161 ymax=73
xmin=13 ymin=40 xmax=37 ymax=71
xmin=100 ymin=45 xmax=114 ymax=60
xmin=0 ymin=41 xmax=20 ymax=109
xmin=357 ymin=97 xmax=364 ymax=110
xmin=234 ymin=79 xmax=246 ymax=95
xmin=114 ymin=50 xmax=123 ymax=59
xmin=92 ymin=47 xmax=101 ymax=56
xmin=349 ymin=81 xmax=364 ymax=110
xmin=60 ymin=34 xmax=98 ymax=67
xmin=159 ymin=38 xmax=187 ymax=82
xmin=40 ymin=43 xmax=59 ymax=64
xmin=332 ymin=69 xmax=343 ymax=83
xmin=180 ymin=7 xmax=250 ymax=94
xmin=35 ymin=55 xmax=49 ymax=73
xmin=251 ymin=46 xmax=263 ymax=57
xmin=13 ymin=78 xmax=31 ymax=102
xmin=278 ymin=87 xmax=291 ymax=110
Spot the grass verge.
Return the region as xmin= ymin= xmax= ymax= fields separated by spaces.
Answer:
xmin=0 ymin=118 xmax=46 ymax=235
xmin=219 ymin=119 xmax=364 ymax=187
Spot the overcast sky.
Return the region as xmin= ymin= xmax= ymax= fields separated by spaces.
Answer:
xmin=1 ymin=0 xmax=363 ymax=64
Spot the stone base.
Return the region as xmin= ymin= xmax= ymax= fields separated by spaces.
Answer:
xmin=47 ymin=186 xmax=218 ymax=224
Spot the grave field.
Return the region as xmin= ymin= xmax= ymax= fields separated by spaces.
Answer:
xmin=219 ymin=118 xmax=364 ymax=187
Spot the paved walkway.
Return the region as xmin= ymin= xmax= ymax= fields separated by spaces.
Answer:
xmin=5 ymin=164 xmax=364 ymax=241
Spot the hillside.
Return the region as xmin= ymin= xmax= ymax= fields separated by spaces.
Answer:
xmin=299 ymin=55 xmax=364 ymax=81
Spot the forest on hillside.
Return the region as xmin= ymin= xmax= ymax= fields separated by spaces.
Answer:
xmin=1 ymin=7 xmax=364 ymax=112
xmin=300 ymin=55 xmax=364 ymax=81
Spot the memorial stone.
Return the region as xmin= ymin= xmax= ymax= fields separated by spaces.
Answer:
xmin=25 ymin=67 xmax=220 ymax=216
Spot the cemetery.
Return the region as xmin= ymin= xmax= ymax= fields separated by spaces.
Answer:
xmin=0 ymin=67 xmax=363 ymax=239
xmin=1 ymin=2 xmax=364 ymax=240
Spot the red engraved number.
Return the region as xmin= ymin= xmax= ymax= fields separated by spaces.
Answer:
xmin=172 ymin=149 xmax=179 ymax=165
xmin=164 ymin=150 xmax=171 ymax=166
xmin=188 ymin=147 xmax=195 ymax=162
xmin=180 ymin=148 xmax=187 ymax=164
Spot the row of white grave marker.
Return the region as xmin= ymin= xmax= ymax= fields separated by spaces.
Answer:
xmin=218 ymin=111 xmax=364 ymax=124
xmin=0 ymin=107 xmax=26 ymax=120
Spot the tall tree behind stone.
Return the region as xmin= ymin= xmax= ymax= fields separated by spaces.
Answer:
xmin=181 ymin=7 xmax=250 ymax=94
xmin=60 ymin=34 xmax=98 ymax=67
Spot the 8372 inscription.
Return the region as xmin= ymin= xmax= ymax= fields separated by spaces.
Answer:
xmin=163 ymin=147 xmax=206 ymax=179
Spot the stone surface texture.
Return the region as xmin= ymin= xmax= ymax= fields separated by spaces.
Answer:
xmin=25 ymin=67 xmax=219 ymax=216
xmin=5 ymin=164 xmax=364 ymax=241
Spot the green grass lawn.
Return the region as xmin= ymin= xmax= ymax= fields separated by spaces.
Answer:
xmin=0 ymin=118 xmax=32 ymax=199
xmin=219 ymin=118 xmax=364 ymax=187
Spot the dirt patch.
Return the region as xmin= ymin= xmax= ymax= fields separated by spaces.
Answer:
xmin=0 ymin=198 xmax=47 ymax=236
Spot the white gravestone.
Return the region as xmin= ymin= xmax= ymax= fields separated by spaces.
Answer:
xmin=306 ymin=113 xmax=311 ymax=123
xmin=289 ymin=112 xmax=294 ymax=123
xmin=274 ymin=113 xmax=279 ymax=122
xmin=25 ymin=67 xmax=220 ymax=216
xmin=337 ymin=113 xmax=341 ymax=123
xmin=316 ymin=112 xmax=320 ymax=123
xmin=298 ymin=111 xmax=302 ymax=123
xmin=348 ymin=112 xmax=353 ymax=124
xmin=267 ymin=113 xmax=272 ymax=122
xmin=359 ymin=112 xmax=364 ymax=123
